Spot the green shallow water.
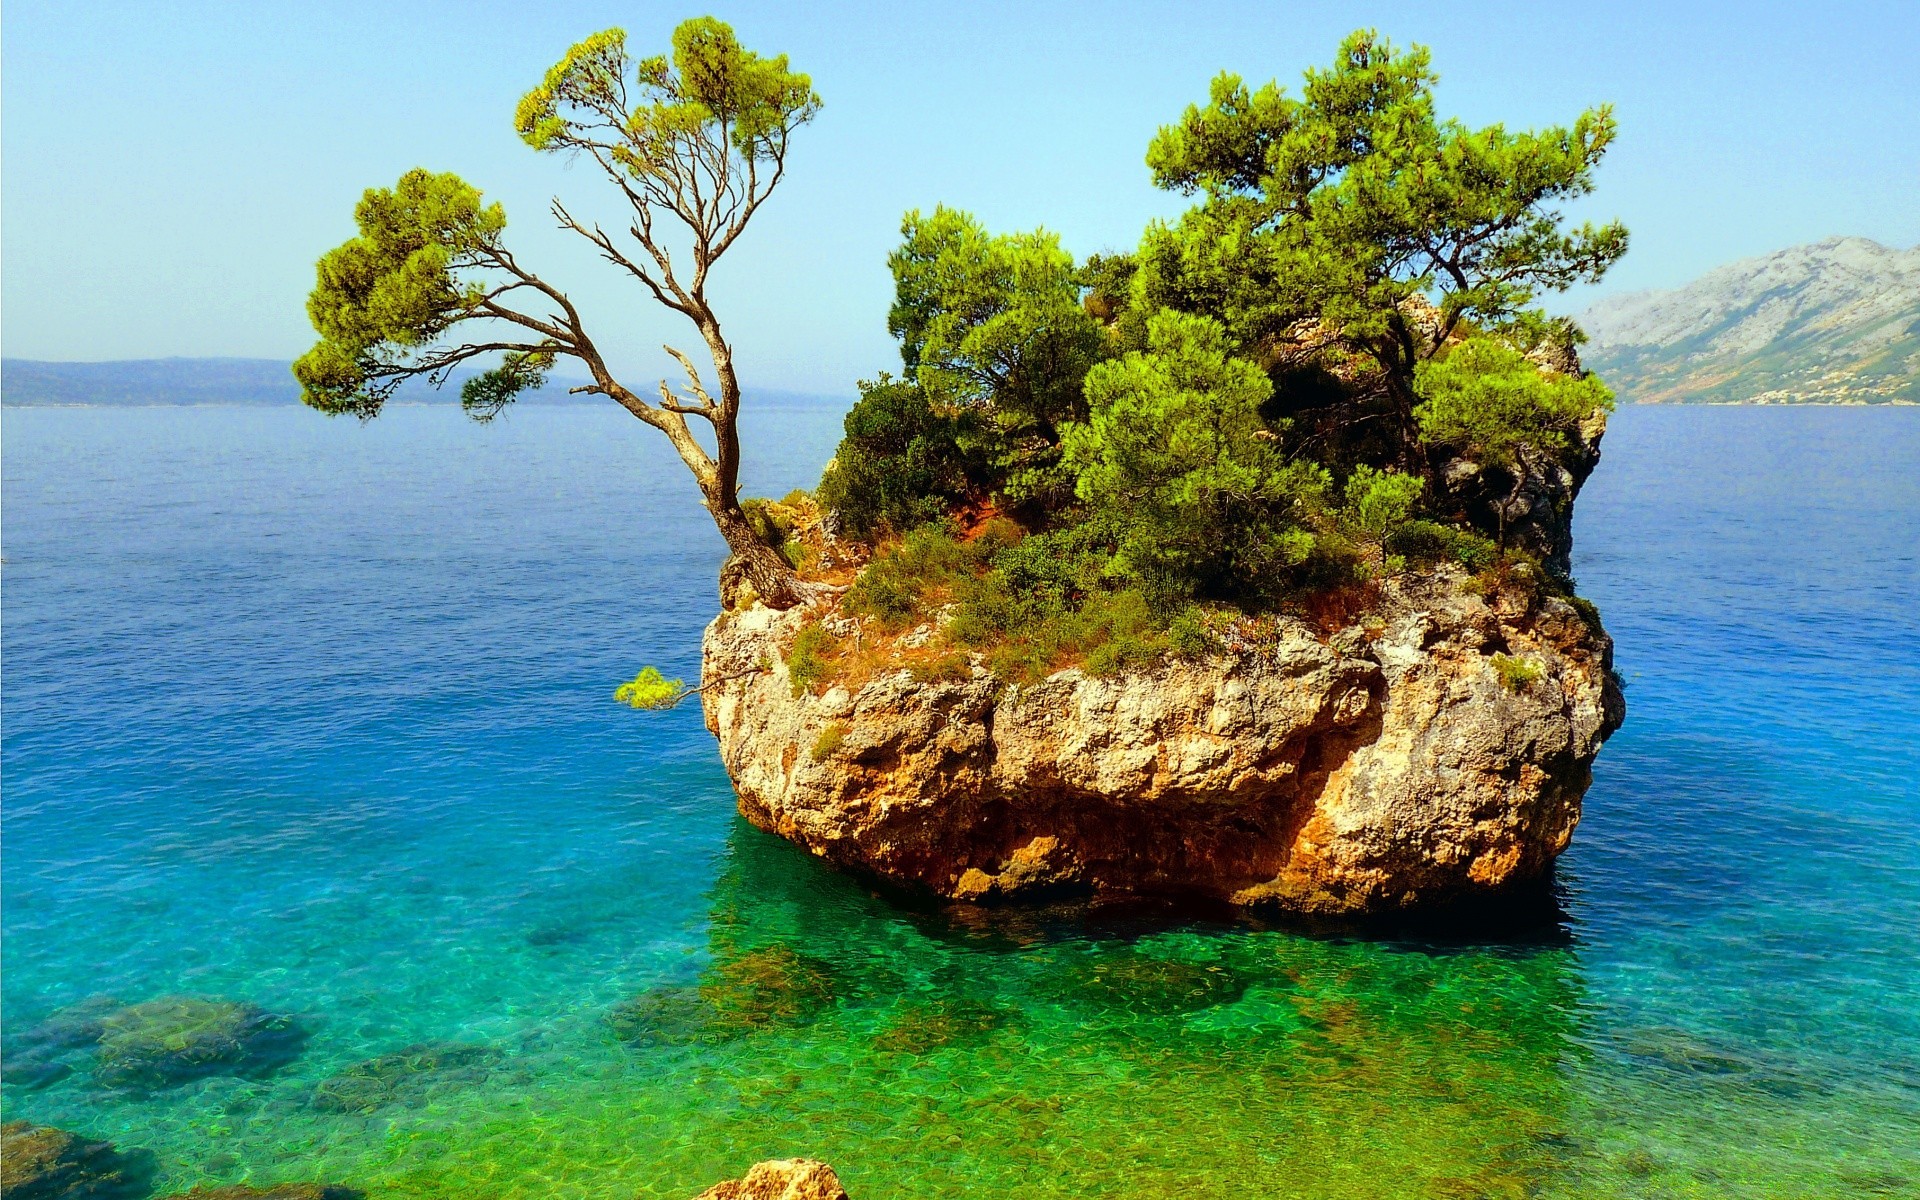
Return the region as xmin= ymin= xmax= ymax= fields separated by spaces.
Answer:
xmin=3 ymin=405 xmax=1917 ymax=1197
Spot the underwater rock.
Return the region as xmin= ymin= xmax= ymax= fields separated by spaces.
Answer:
xmin=1619 ymin=1027 xmax=1756 ymax=1075
xmin=1 ymin=1059 xmax=75 ymax=1091
xmin=610 ymin=947 xmax=838 ymax=1047
xmin=308 ymin=1041 xmax=500 ymax=1114
xmin=91 ymin=996 xmax=305 ymax=1090
xmin=1044 ymin=953 xmax=1249 ymax=1017
xmin=157 ymin=1187 xmax=364 ymax=1200
xmin=0 ymin=1121 xmax=150 ymax=1200
xmin=11 ymin=998 xmax=124 ymax=1056
xmin=692 ymin=1159 xmax=848 ymax=1200
xmin=871 ymin=997 xmax=1010 ymax=1054
xmin=702 ymin=564 xmax=1623 ymax=916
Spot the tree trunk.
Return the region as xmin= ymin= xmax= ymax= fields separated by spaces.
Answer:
xmin=711 ymin=500 xmax=807 ymax=609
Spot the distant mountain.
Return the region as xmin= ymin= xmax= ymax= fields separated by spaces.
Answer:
xmin=1 ymin=357 xmax=843 ymax=411
xmin=1578 ymin=237 xmax=1920 ymax=404
xmin=3 ymin=357 xmax=304 ymax=406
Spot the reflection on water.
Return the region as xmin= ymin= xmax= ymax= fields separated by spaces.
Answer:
xmin=3 ymin=405 xmax=1917 ymax=1198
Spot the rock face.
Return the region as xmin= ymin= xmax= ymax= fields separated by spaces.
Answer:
xmin=693 ymin=1160 xmax=848 ymax=1200
xmin=703 ymin=566 xmax=1624 ymax=916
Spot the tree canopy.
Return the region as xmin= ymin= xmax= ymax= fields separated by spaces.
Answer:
xmin=818 ymin=27 xmax=1624 ymax=626
xmin=296 ymin=18 xmax=823 ymax=608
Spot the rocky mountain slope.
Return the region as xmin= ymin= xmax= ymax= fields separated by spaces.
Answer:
xmin=1578 ymin=237 xmax=1920 ymax=403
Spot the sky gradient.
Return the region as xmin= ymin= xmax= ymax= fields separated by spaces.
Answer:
xmin=5 ymin=0 xmax=1916 ymax=393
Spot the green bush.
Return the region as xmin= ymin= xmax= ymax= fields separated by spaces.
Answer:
xmin=809 ymin=721 xmax=850 ymax=762
xmin=1567 ymin=593 xmax=1603 ymax=632
xmin=844 ymin=522 xmax=990 ymax=628
xmin=787 ymin=622 xmax=839 ymax=696
xmin=1165 ymin=607 xmax=1216 ymax=659
xmin=1386 ymin=520 xmax=1500 ymax=571
xmin=1063 ymin=311 xmax=1328 ymax=604
xmin=816 ymin=377 xmax=976 ymax=539
xmin=1491 ymin=652 xmax=1544 ymax=693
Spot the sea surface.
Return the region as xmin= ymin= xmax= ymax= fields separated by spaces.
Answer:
xmin=3 ymin=402 xmax=1916 ymax=1199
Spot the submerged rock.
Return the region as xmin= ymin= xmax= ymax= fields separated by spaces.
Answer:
xmin=11 ymin=997 xmax=124 ymax=1056
xmin=693 ymin=1159 xmax=848 ymax=1200
xmin=871 ymin=997 xmax=1010 ymax=1054
xmin=309 ymin=1042 xmax=499 ymax=1114
xmin=1044 ymin=953 xmax=1248 ymax=1017
xmin=610 ymin=947 xmax=838 ymax=1047
xmin=0 ymin=1121 xmax=150 ymax=1200
xmin=702 ymin=566 xmax=1623 ymax=916
xmin=91 ymin=997 xmax=305 ymax=1090
xmin=157 ymin=1187 xmax=364 ymax=1200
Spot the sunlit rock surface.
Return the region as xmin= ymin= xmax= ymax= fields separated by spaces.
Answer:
xmin=703 ymin=565 xmax=1623 ymax=916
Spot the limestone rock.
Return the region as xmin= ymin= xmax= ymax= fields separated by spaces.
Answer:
xmin=701 ymin=568 xmax=1623 ymax=916
xmin=693 ymin=1159 xmax=848 ymax=1200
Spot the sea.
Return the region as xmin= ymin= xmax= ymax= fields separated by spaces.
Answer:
xmin=2 ymin=401 xmax=1916 ymax=1198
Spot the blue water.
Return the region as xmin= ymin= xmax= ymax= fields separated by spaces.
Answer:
xmin=3 ymin=403 xmax=1917 ymax=1198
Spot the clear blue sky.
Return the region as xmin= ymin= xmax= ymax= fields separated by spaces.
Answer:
xmin=4 ymin=0 xmax=1916 ymax=393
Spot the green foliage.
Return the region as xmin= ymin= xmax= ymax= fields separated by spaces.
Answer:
xmin=515 ymin=20 xmax=819 ymax=167
xmin=843 ymin=522 xmax=1010 ymax=629
xmin=786 ymin=622 xmax=839 ymax=696
xmin=1386 ymin=520 xmax=1500 ymax=571
xmin=1340 ymin=466 xmax=1424 ymax=544
xmin=462 ymin=349 xmax=555 ymax=422
xmin=1491 ymin=652 xmax=1544 ymax=693
xmin=1165 ymin=608 xmax=1218 ymax=659
xmin=1567 ymin=593 xmax=1603 ymax=633
xmin=908 ymin=652 xmax=974 ymax=684
xmin=614 ymin=666 xmax=688 ymax=710
xmin=809 ymin=721 xmax=850 ymax=762
xmin=1077 ymin=252 xmax=1139 ymax=327
xmin=1063 ymin=311 xmax=1328 ymax=601
xmin=887 ymin=207 xmax=1109 ymax=498
xmin=816 ymin=377 xmax=976 ymax=538
xmin=1415 ymin=338 xmax=1615 ymax=467
xmin=295 ymin=169 xmax=509 ymax=417
xmin=1137 ymin=30 xmax=1627 ymax=366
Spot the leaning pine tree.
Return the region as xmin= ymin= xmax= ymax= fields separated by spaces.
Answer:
xmin=295 ymin=18 xmax=824 ymax=610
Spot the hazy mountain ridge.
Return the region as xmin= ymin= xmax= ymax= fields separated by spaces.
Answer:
xmin=0 ymin=357 xmax=842 ymax=410
xmin=1578 ymin=237 xmax=1920 ymax=403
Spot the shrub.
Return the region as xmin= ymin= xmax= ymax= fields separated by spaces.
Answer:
xmin=1387 ymin=519 xmax=1500 ymax=571
xmin=1567 ymin=594 xmax=1603 ymax=632
xmin=1165 ymin=607 xmax=1216 ymax=659
xmin=810 ymin=721 xmax=850 ymax=762
xmin=787 ymin=622 xmax=839 ymax=696
xmin=844 ymin=522 xmax=986 ymax=628
xmin=1492 ymin=652 xmax=1544 ymax=693
xmin=816 ymin=376 xmax=976 ymax=539
xmin=1339 ymin=465 xmax=1424 ymax=548
xmin=908 ymin=652 xmax=974 ymax=683
xmin=1063 ymin=311 xmax=1328 ymax=604
xmin=741 ymin=492 xmax=818 ymax=571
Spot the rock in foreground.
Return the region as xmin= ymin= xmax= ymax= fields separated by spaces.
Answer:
xmin=703 ymin=568 xmax=1623 ymax=916
xmin=693 ymin=1160 xmax=848 ymax=1200
xmin=0 ymin=1121 xmax=148 ymax=1200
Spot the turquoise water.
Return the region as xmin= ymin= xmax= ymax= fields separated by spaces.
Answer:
xmin=3 ymin=403 xmax=1916 ymax=1198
